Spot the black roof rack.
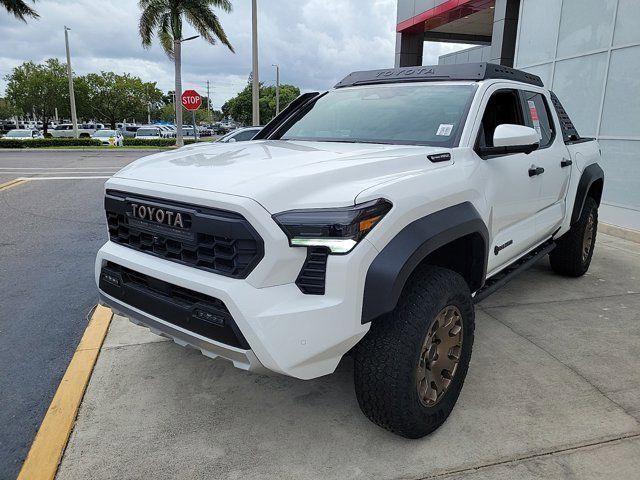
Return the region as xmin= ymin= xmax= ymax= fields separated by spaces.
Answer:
xmin=334 ymin=63 xmax=544 ymax=89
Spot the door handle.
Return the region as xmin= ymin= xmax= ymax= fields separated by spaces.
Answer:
xmin=528 ymin=166 xmax=545 ymax=177
xmin=561 ymin=158 xmax=573 ymax=167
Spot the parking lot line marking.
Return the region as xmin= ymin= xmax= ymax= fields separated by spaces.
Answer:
xmin=17 ymin=305 xmax=113 ymax=480
xmin=0 ymin=178 xmax=27 ymax=191
xmin=16 ymin=176 xmax=111 ymax=180
xmin=4 ymin=172 xmax=117 ymax=175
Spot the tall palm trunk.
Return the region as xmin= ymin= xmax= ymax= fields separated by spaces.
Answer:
xmin=174 ymin=39 xmax=183 ymax=147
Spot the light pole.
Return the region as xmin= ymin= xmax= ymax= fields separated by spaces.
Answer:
xmin=64 ymin=26 xmax=78 ymax=138
xmin=173 ymin=34 xmax=199 ymax=147
xmin=251 ymin=0 xmax=260 ymax=126
xmin=272 ymin=64 xmax=280 ymax=115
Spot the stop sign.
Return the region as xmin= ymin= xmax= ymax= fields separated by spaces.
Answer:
xmin=181 ymin=90 xmax=202 ymax=111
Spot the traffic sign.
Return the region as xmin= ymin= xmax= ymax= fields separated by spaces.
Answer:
xmin=181 ymin=90 xmax=202 ymax=111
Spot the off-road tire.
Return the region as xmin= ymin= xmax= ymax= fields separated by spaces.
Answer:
xmin=353 ymin=265 xmax=475 ymax=439
xmin=550 ymin=197 xmax=598 ymax=277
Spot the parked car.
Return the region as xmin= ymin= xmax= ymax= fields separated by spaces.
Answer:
xmin=49 ymin=123 xmax=95 ymax=138
xmin=180 ymin=126 xmax=198 ymax=139
xmin=3 ymin=128 xmax=43 ymax=140
xmin=82 ymin=123 xmax=106 ymax=131
xmin=216 ymin=126 xmax=262 ymax=143
xmin=158 ymin=125 xmax=175 ymax=138
xmin=121 ymin=125 xmax=141 ymax=138
xmin=95 ymin=63 xmax=605 ymax=439
xmin=2 ymin=129 xmax=43 ymax=140
xmin=212 ymin=122 xmax=229 ymax=135
xmin=135 ymin=126 xmax=163 ymax=139
xmin=92 ymin=129 xmax=124 ymax=147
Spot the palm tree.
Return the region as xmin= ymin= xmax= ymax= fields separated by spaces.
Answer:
xmin=1 ymin=0 xmax=39 ymax=21
xmin=139 ymin=0 xmax=234 ymax=147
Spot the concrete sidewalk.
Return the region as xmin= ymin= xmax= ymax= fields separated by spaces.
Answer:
xmin=57 ymin=234 xmax=640 ymax=479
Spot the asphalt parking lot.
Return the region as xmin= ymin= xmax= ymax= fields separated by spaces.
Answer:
xmin=56 ymin=234 xmax=640 ymax=479
xmin=0 ymin=150 xmax=156 ymax=479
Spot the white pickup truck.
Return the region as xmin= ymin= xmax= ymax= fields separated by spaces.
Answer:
xmin=49 ymin=123 xmax=105 ymax=138
xmin=96 ymin=63 xmax=604 ymax=438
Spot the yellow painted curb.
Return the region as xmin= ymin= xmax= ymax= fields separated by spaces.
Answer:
xmin=0 ymin=178 xmax=27 ymax=191
xmin=17 ymin=305 xmax=113 ymax=480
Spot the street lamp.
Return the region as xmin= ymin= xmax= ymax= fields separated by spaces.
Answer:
xmin=64 ymin=26 xmax=78 ymax=138
xmin=272 ymin=64 xmax=280 ymax=115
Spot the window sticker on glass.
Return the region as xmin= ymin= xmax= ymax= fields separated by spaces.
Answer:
xmin=436 ymin=124 xmax=454 ymax=136
xmin=528 ymin=100 xmax=542 ymax=140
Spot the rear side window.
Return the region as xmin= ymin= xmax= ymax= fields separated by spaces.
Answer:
xmin=522 ymin=91 xmax=555 ymax=148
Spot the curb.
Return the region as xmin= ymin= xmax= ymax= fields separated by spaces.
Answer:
xmin=17 ymin=305 xmax=113 ymax=480
xmin=601 ymin=223 xmax=640 ymax=245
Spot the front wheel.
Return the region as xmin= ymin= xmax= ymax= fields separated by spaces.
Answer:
xmin=550 ymin=197 xmax=598 ymax=277
xmin=354 ymin=265 xmax=475 ymax=438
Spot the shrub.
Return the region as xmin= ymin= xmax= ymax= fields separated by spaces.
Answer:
xmin=0 ymin=137 xmax=102 ymax=148
xmin=122 ymin=138 xmax=213 ymax=147
xmin=123 ymin=138 xmax=176 ymax=147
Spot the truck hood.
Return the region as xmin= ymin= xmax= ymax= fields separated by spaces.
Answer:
xmin=113 ymin=140 xmax=450 ymax=212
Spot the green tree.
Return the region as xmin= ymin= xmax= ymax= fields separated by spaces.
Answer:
xmin=138 ymin=0 xmax=234 ymax=146
xmin=79 ymin=72 xmax=162 ymax=128
xmin=223 ymin=80 xmax=300 ymax=125
xmin=0 ymin=97 xmax=17 ymax=119
xmin=4 ymin=58 xmax=69 ymax=135
xmin=1 ymin=0 xmax=38 ymax=21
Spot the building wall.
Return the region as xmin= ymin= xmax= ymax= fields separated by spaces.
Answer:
xmin=514 ymin=0 xmax=640 ymax=230
xmin=397 ymin=0 xmax=451 ymax=25
xmin=439 ymin=45 xmax=492 ymax=64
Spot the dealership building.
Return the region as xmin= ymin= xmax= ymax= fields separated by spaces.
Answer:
xmin=396 ymin=0 xmax=640 ymax=231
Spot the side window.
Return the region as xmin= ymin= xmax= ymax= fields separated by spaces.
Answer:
xmin=477 ymin=89 xmax=525 ymax=149
xmin=522 ymin=91 xmax=555 ymax=148
xmin=233 ymin=130 xmax=258 ymax=141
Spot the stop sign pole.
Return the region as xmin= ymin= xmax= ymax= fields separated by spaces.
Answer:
xmin=181 ymin=89 xmax=202 ymax=142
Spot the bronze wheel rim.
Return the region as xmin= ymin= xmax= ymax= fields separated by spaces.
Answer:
xmin=416 ymin=306 xmax=464 ymax=407
xmin=582 ymin=212 xmax=595 ymax=262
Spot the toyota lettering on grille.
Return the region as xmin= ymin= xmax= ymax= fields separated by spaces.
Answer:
xmin=130 ymin=203 xmax=186 ymax=229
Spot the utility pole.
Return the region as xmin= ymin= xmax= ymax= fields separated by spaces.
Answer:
xmin=272 ymin=64 xmax=280 ymax=115
xmin=64 ymin=26 xmax=78 ymax=138
xmin=251 ymin=0 xmax=260 ymax=126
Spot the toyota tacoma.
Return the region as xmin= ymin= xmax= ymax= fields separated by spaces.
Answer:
xmin=96 ymin=63 xmax=604 ymax=438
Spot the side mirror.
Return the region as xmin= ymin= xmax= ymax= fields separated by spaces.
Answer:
xmin=228 ymin=138 xmax=237 ymax=143
xmin=479 ymin=124 xmax=539 ymax=157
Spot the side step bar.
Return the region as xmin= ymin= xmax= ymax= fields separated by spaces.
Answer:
xmin=473 ymin=240 xmax=556 ymax=304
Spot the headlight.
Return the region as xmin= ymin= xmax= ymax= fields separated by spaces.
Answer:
xmin=273 ymin=199 xmax=392 ymax=254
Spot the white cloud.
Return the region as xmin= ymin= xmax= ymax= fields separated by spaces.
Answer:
xmin=0 ymin=0 xmax=470 ymax=107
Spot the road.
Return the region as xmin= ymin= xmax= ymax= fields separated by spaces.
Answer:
xmin=0 ymin=150 xmax=158 ymax=479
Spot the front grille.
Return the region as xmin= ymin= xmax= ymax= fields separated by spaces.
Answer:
xmin=105 ymin=190 xmax=263 ymax=278
xmin=296 ymin=247 xmax=329 ymax=295
xmin=100 ymin=262 xmax=250 ymax=349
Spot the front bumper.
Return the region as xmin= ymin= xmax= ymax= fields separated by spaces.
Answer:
xmin=97 ymin=240 xmax=376 ymax=379
xmin=94 ymin=179 xmax=378 ymax=379
xmin=100 ymin=290 xmax=268 ymax=372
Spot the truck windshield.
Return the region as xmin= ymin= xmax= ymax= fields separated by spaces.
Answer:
xmin=278 ymin=84 xmax=475 ymax=147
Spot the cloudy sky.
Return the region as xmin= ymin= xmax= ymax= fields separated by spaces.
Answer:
xmin=0 ymin=0 xmax=467 ymax=109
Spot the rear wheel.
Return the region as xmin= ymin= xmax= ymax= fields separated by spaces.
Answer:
xmin=550 ymin=196 xmax=598 ymax=277
xmin=354 ymin=265 xmax=474 ymax=438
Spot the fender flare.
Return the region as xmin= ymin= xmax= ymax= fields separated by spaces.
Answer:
xmin=571 ymin=163 xmax=604 ymax=225
xmin=361 ymin=202 xmax=489 ymax=324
